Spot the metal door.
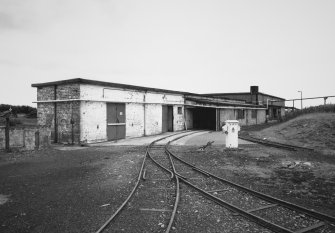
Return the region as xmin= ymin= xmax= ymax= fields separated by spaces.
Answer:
xmin=107 ymin=103 xmax=126 ymax=140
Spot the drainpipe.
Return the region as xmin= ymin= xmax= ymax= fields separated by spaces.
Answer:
xmin=70 ymin=102 xmax=74 ymax=145
xmin=266 ymin=99 xmax=274 ymax=110
xmin=54 ymin=85 xmax=58 ymax=143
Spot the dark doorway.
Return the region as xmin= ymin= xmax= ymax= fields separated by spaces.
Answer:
xmin=162 ymin=105 xmax=173 ymax=132
xmin=107 ymin=103 xmax=126 ymax=140
xmin=193 ymin=107 xmax=216 ymax=130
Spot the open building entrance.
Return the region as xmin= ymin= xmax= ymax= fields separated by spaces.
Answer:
xmin=162 ymin=105 xmax=173 ymax=133
xmin=186 ymin=107 xmax=217 ymax=130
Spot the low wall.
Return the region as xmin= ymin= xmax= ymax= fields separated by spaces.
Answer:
xmin=0 ymin=126 xmax=51 ymax=151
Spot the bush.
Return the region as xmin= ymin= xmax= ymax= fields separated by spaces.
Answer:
xmin=26 ymin=109 xmax=37 ymax=118
xmin=0 ymin=104 xmax=36 ymax=115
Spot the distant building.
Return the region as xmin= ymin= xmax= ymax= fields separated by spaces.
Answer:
xmin=32 ymin=79 xmax=275 ymax=144
xmin=203 ymin=86 xmax=286 ymax=121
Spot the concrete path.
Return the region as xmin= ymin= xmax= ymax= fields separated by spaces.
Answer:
xmin=88 ymin=130 xmax=253 ymax=147
xmin=171 ymin=131 xmax=254 ymax=146
xmin=88 ymin=131 xmax=191 ymax=146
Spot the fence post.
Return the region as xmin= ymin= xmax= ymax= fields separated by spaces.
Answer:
xmin=35 ymin=131 xmax=40 ymax=150
xmin=5 ymin=117 xmax=10 ymax=152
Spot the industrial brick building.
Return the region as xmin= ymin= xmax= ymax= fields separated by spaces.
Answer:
xmin=32 ymin=79 xmax=282 ymax=144
xmin=204 ymin=86 xmax=286 ymax=120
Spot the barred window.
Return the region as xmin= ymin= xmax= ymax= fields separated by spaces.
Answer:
xmin=237 ymin=109 xmax=244 ymax=119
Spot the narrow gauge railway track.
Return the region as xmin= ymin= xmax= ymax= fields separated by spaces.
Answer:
xmin=95 ymin=131 xmax=200 ymax=233
xmin=163 ymin=139 xmax=335 ymax=233
xmin=238 ymin=135 xmax=314 ymax=151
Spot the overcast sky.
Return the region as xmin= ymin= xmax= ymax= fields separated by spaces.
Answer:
xmin=1 ymin=0 xmax=334 ymax=107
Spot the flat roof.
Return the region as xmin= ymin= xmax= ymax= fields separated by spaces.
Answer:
xmin=185 ymin=95 xmax=264 ymax=108
xmin=203 ymin=92 xmax=285 ymax=101
xmin=31 ymin=78 xmax=284 ymax=105
xmin=31 ymin=78 xmax=193 ymax=96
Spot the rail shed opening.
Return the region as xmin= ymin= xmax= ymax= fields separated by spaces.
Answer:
xmin=162 ymin=105 xmax=173 ymax=133
xmin=186 ymin=107 xmax=216 ymax=130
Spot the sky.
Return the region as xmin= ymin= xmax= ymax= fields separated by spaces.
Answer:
xmin=0 ymin=0 xmax=335 ymax=108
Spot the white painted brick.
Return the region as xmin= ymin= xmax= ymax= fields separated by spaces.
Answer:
xmin=146 ymin=92 xmax=184 ymax=104
xmin=80 ymin=84 xmax=184 ymax=104
xmin=257 ymin=110 xmax=266 ymax=124
xmin=126 ymin=103 xmax=145 ymax=137
xmin=173 ymin=105 xmax=185 ymax=131
xmin=145 ymin=104 xmax=162 ymax=135
xmin=80 ymin=101 xmax=107 ymax=143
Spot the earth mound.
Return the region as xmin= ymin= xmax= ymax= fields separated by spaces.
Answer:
xmin=251 ymin=112 xmax=335 ymax=154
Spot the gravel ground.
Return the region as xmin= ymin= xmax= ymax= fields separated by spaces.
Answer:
xmin=174 ymin=184 xmax=271 ymax=233
xmin=169 ymin=144 xmax=335 ymax=232
xmin=1 ymin=131 xmax=335 ymax=233
xmin=0 ymin=146 xmax=145 ymax=233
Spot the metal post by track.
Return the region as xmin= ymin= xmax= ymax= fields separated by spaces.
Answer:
xmin=5 ymin=117 xmax=10 ymax=152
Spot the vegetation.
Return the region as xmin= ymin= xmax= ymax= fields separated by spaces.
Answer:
xmin=283 ymin=104 xmax=335 ymax=122
xmin=0 ymin=104 xmax=37 ymax=126
xmin=0 ymin=104 xmax=36 ymax=116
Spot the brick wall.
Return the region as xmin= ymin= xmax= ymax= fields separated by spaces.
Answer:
xmin=80 ymin=101 xmax=106 ymax=143
xmin=145 ymin=104 xmax=162 ymax=135
xmin=219 ymin=108 xmax=266 ymax=127
xmin=219 ymin=109 xmax=235 ymax=126
xmin=56 ymin=102 xmax=80 ymax=144
xmin=36 ymin=83 xmax=186 ymax=143
xmin=37 ymin=84 xmax=81 ymax=144
xmin=37 ymin=103 xmax=54 ymax=127
xmin=0 ymin=126 xmax=51 ymax=151
xmin=56 ymin=84 xmax=80 ymax=100
xmin=257 ymin=109 xmax=266 ymax=123
xmin=173 ymin=105 xmax=184 ymax=131
xmin=126 ymin=103 xmax=145 ymax=138
xmin=37 ymin=86 xmax=55 ymax=101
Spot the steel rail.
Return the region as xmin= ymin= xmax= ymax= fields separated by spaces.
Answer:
xmin=163 ymin=139 xmax=292 ymax=232
xmin=239 ymin=135 xmax=314 ymax=151
xmin=165 ymin=145 xmax=335 ymax=224
xmin=95 ymin=149 xmax=148 ymax=233
xmin=145 ymin=153 xmax=178 ymax=233
xmin=162 ymin=136 xmax=331 ymax=232
xmin=179 ymin=177 xmax=294 ymax=233
xmin=164 ymin=149 xmax=181 ymax=233
xmin=146 ymin=131 xmax=203 ymax=233
xmin=95 ymin=131 xmax=192 ymax=233
xmin=147 ymin=151 xmax=174 ymax=179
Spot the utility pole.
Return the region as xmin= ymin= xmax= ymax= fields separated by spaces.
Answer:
xmin=300 ymin=92 xmax=303 ymax=109
xmin=292 ymin=100 xmax=295 ymax=111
